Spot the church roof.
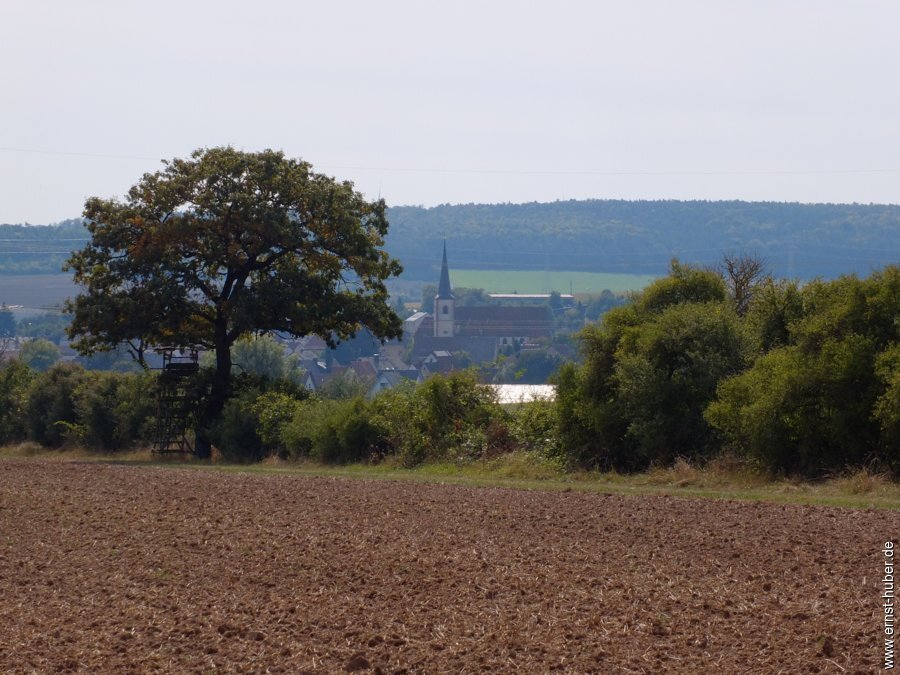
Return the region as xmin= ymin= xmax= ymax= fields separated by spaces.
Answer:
xmin=436 ymin=240 xmax=454 ymax=300
xmin=455 ymin=306 xmax=553 ymax=338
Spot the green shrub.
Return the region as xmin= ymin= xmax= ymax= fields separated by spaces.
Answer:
xmin=553 ymin=361 xmax=599 ymax=467
xmin=368 ymin=372 xmax=503 ymax=466
xmin=68 ymin=371 xmax=157 ymax=450
xmin=71 ymin=371 xmax=122 ymax=449
xmin=110 ymin=372 xmax=157 ymax=447
xmin=279 ymin=397 xmax=321 ymax=459
xmin=18 ymin=339 xmax=60 ymax=372
xmin=874 ymin=345 xmax=900 ymax=464
xmin=205 ymin=372 xmax=310 ymax=461
xmin=251 ymin=391 xmax=304 ymax=458
xmin=0 ymin=360 xmax=34 ymax=443
xmin=613 ymin=301 xmax=750 ymax=465
xmin=313 ymin=397 xmax=386 ymax=464
xmin=637 ymin=261 xmax=727 ymax=314
xmin=209 ymin=388 xmax=265 ymax=462
xmin=279 ymin=396 xmax=387 ymax=463
xmin=558 ymin=295 xmax=749 ymax=470
xmin=17 ymin=366 xmax=157 ymax=451
xmin=707 ymin=268 xmax=900 ymax=477
xmin=508 ymin=398 xmax=562 ymax=459
xmin=366 ymin=383 xmax=426 ymax=465
xmin=23 ymin=363 xmax=89 ymax=447
xmin=707 ymin=337 xmax=890 ymax=477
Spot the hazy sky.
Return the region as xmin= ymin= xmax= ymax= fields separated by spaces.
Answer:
xmin=2 ymin=1 xmax=899 ymax=223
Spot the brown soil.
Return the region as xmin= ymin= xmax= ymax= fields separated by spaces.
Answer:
xmin=0 ymin=459 xmax=893 ymax=673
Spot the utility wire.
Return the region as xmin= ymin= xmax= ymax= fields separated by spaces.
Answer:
xmin=3 ymin=145 xmax=900 ymax=177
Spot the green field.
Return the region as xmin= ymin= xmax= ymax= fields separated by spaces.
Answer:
xmin=449 ymin=269 xmax=658 ymax=295
xmin=0 ymin=271 xmax=656 ymax=317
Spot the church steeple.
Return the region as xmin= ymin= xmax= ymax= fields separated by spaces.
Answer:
xmin=437 ymin=239 xmax=453 ymax=300
xmin=434 ymin=240 xmax=455 ymax=337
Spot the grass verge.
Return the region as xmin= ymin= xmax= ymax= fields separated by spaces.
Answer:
xmin=2 ymin=445 xmax=898 ymax=510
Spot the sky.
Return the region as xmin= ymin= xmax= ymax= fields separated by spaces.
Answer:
xmin=2 ymin=0 xmax=900 ymax=224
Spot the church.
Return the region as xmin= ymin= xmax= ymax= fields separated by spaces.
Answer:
xmin=408 ymin=243 xmax=554 ymax=365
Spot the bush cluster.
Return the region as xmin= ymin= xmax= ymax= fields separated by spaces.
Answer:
xmin=0 ymin=361 xmax=555 ymax=467
xmin=215 ymin=371 xmax=543 ymax=467
xmin=0 ymin=362 xmax=156 ymax=450
xmin=705 ymin=269 xmax=900 ymax=476
xmin=559 ymin=263 xmax=900 ymax=477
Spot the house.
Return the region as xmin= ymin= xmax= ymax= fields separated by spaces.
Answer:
xmin=402 ymin=312 xmax=428 ymax=339
xmin=375 ymin=344 xmax=411 ymax=371
xmin=410 ymin=326 xmax=499 ymax=365
xmin=368 ymin=368 xmax=422 ymax=397
xmin=301 ymin=360 xmax=331 ymax=392
xmin=421 ymin=350 xmax=454 ymax=374
xmin=348 ymin=357 xmax=378 ymax=382
xmin=285 ymin=335 xmax=328 ymax=362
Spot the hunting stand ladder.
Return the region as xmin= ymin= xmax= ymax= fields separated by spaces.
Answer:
xmin=154 ymin=347 xmax=200 ymax=455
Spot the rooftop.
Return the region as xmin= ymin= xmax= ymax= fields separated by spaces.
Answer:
xmin=488 ymin=294 xmax=574 ymax=300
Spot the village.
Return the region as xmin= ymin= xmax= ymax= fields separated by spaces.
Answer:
xmin=0 ymin=243 xmax=576 ymax=402
xmin=296 ymin=243 xmax=565 ymax=399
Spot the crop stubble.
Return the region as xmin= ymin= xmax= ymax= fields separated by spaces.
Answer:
xmin=0 ymin=460 xmax=892 ymax=673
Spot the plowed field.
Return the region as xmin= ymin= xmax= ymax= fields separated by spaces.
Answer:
xmin=0 ymin=460 xmax=893 ymax=673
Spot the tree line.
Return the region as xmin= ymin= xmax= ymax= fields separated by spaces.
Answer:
xmin=2 ymin=261 xmax=896 ymax=478
xmin=387 ymin=200 xmax=900 ymax=280
xmin=3 ymin=199 xmax=900 ymax=279
xmin=0 ymin=219 xmax=86 ymax=274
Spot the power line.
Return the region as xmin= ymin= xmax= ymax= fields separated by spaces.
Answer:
xmin=3 ymin=145 xmax=900 ymax=178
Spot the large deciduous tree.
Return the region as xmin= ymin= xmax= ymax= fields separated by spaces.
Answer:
xmin=66 ymin=147 xmax=402 ymax=456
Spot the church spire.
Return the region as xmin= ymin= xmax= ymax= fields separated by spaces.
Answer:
xmin=434 ymin=240 xmax=455 ymax=337
xmin=437 ymin=239 xmax=453 ymax=300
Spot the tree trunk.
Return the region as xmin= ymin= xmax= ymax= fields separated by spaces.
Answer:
xmin=195 ymin=322 xmax=232 ymax=459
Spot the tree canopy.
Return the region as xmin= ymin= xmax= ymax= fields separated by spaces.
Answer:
xmin=66 ymin=147 xmax=402 ymax=455
xmin=555 ymin=259 xmax=899 ymax=475
xmin=706 ymin=267 xmax=900 ymax=474
xmin=19 ymin=339 xmax=60 ymax=372
xmin=556 ymin=261 xmax=749 ymax=469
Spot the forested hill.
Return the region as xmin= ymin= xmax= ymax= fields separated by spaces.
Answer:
xmin=2 ymin=200 xmax=899 ymax=279
xmin=386 ymin=200 xmax=900 ymax=280
xmin=0 ymin=219 xmax=87 ymax=274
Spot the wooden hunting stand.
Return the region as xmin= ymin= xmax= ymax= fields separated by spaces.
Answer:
xmin=154 ymin=347 xmax=200 ymax=455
